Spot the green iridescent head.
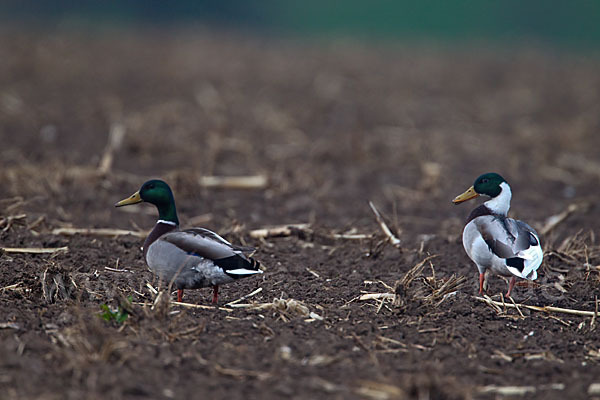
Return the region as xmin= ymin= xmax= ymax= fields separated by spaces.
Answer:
xmin=453 ymin=172 xmax=507 ymax=204
xmin=115 ymin=179 xmax=179 ymax=224
xmin=473 ymin=173 xmax=506 ymax=198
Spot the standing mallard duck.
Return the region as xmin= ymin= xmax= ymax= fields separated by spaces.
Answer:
xmin=452 ymin=173 xmax=543 ymax=297
xmin=115 ymin=180 xmax=263 ymax=303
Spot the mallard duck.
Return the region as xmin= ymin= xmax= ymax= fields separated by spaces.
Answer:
xmin=452 ymin=173 xmax=543 ymax=297
xmin=115 ymin=180 xmax=263 ymax=303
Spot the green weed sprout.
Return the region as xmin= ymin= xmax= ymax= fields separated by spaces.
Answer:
xmin=100 ymin=295 xmax=132 ymax=324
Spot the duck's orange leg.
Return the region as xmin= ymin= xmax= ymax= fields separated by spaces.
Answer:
xmin=212 ymin=285 xmax=219 ymax=304
xmin=506 ymin=277 xmax=517 ymax=297
xmin=479 ymin=273 xmax=485 ymax=294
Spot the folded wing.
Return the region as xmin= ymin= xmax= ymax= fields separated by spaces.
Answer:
xmin=476 ymin=216 xmax=542 ymax=279
xmin=159 ymin=228 xmax=262 ymax=278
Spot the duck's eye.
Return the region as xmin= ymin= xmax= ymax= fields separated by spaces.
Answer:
xmin=148 ymin=183 xmax=155 ymax=189
xmin=481 ymin=178 xmax=489 ymax=183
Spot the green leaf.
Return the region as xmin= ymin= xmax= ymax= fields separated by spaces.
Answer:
xmin=99 ymin=297 xmax=131 ymax=325
xmin=116 ymin=312 xmax=128 ymax=324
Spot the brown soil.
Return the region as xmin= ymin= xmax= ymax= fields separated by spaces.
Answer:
xmin=1 ymin=30 xmax=600 ymax=400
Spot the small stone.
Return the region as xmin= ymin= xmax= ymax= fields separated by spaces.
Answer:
xmin=588 ymin=383 xmax=600 ymax=395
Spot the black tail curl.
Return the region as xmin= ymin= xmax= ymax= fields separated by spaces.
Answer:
xmin=506 ymin=257 xmax=525 ymax=272
xmin=216 ymin=254 xmax=262 ymax=278
xmin=248 ymin=257 xmax=261 ymax=270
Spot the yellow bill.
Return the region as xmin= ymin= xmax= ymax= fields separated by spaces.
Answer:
xmin=452 ymin=186 xmax=479 ymax=204
xmin=115 ymin=191 xmax=142 ymax=207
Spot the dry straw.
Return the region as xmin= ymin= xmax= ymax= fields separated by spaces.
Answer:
xmin=359 ymin=255 xmax=466 ymax=310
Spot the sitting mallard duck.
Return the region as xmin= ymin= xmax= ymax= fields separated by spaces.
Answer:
xmin=115 ymin=180 xmax=263 ymax=303
xmin=452 ymin=173 xmax=543 ymax=297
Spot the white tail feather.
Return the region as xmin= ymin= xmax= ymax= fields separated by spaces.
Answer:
xmin=226 ymin=268 xmax=263 ymax=275
xmin=516 ymin=244 xmax=543 ymax=280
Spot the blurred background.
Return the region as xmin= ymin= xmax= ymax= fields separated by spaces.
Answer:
xmin=1 ymin=1 xmax=599 ymax=234
xmin=3 ymin=1 xmax=600 ymax=46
